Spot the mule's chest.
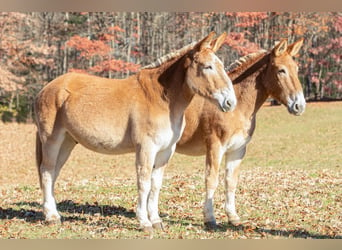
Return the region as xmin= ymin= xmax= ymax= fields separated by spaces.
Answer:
xmin=222 ymin=118 xmax=255 ymax=153
xmin=223 ymin=132 xmax=251 ymax=152
xmin=150 ymin=115 xmax=185 ymax=150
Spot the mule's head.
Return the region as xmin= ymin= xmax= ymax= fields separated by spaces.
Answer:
xmin=264 ymin=38 xmax=306 ymax=115
xmin=185 ymin=32 xmax=237 ymax=112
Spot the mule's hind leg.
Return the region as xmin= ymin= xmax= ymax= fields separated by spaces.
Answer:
xmin=39 ymin=131 xmax=66 ymax=224
xmin=55 ymin=133 xmax=76 ymax=179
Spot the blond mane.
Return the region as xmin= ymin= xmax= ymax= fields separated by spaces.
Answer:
xmin=141 ymin=42 xmax=197 ymax=69
xmin=226 ymin=50 xmax=268 ymax=77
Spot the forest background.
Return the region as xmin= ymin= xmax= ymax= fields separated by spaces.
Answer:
xmin=0 ymin=12 xmax=341 ymax=122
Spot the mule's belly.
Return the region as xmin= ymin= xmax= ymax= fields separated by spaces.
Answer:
xmin=64 ymin=111 xmax=185 ymax=156
xmin=176 ymin=131 xmax=251 ymax=156
xmin=66 ymin=122 xmax=135 ymax=155
xmin=77 ymin=136 xmax=134 ymax=155
xmin=176 ymin=140 xmax=206 ymax=156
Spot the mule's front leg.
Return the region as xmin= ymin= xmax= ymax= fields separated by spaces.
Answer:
xmin=203 ymin=141 xmax=223 ymax=230
xmin=224 ymin=147 xmax=245 ymax=226
xmin=147 ymin=165 xmax=166 ymax=230
xmin=147 ymin=147 xmax=174 ymax=230
xmin=135 ymin=146 xmax=155 ymax=232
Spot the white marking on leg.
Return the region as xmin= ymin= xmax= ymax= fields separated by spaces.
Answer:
xmin=224 ymin=148 xmax=245 ymax=223
xmin=148 ymin=146 xmax=175 ymax=225
xmin=148 ymin=165 xmax=165 ymax=224
xmin=40 ymin=132 xmax=66 ymax=222
xmin=136 ymin=176 xmax=152 ymax=228
xmin=41 ymin=168 xmax=60 ymax=221
xmin=203 ymin=188 xmax=216 ymax=223
xmin=203 ymin=144 xmax=225 ymax=225
xmin=135 ymin=145 xmax=156 ymax=229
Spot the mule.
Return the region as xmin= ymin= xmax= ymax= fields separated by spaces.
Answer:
xmin=176 ymin=39 xmax=305 ymax=229
xmin=34 ymin=32 xmax=237 ymax=232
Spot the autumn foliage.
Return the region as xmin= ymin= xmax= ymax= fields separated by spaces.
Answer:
xmin=0 ymin=12 xmax=341 ymax=122
xmin=66 ymin=35 xmax=140 ymax=75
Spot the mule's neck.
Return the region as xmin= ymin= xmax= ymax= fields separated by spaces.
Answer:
xmin=232 ymin=53 xmax=270 ymax=117
xmin=139 ymin=55 xmax=194 ymax=116
xmin=158 ymin=55 xmax=195 ymax=115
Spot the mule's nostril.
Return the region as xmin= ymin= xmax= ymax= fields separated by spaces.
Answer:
xmin=294 ymin=103 xmax=299 ymax=112
xmin=225 ymin=99 xmax=231 ymax=108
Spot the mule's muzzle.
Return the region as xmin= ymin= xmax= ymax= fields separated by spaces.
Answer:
xmin=220 ymin=97 xmax=237 ymax=112
xmin=213 ymin=87 xmax=237 ymax=112
xmin=288 ymin=93 xmax=306 ymax=116
xmin=291 ymin=102 xmax=305 ymax=115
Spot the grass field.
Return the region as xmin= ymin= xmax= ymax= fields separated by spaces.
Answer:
xmin=0 ymin=102 xmax=341 ymax=239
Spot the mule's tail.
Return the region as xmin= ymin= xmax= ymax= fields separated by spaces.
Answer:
xmin=36 ymin=131 xmax=43 ymax=188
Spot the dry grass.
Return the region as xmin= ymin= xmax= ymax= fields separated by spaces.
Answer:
xmin=0 ymin=102 xmax=341 ymax=239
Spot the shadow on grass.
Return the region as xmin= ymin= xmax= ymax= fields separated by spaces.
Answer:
xmin=161 ymin=216 xmax=340 ymax=239
xmin=1 ymin=200 xmax=135 ymax=224
xmin=3 ymin=202 xmax=339 ymax=239
xmin=0 ymin=206 xmax=44 ymax=223
xmin=57 ymin=200 xmax=136 ymax=219
xmin=162 ymin=214 xmax=203 ymax=229
xmin=208 ymin=222 xmax=341 ymax=239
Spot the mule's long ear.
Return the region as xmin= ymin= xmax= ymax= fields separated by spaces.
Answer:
xmin=198 ymin=31 xmax=216 ymax=50
xmin=287 ymin=38 xmax=304 ymax=56
xmin=211 ymin=32 xmax=227 ymax=52
xmin=273 ymin=39 xmax=288 ymax=57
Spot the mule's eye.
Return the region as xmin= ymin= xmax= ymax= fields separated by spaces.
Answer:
xmin=278 ymin=68 xmax=286 ymax=75
xmin=204 ymin=65 xmax=213 ymax=70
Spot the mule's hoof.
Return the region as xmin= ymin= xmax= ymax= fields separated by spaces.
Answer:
xmin=45 ymin=218 xmax=62 ymax=225
xmin=142 ymin=226 xmax=154 ymax=233
xmin=229 ymin=218 xmax=241 ymax=226
xmin=204 ymin=221 xmax=217 ymax=231
xmin=152 ymin=222 xmax=164 ymax=231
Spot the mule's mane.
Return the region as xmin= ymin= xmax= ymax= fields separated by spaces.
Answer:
xmin=141 ymin=42 xmax=197 ymax=69
xmin=226 ymin=50 xmax=268 ymax=80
